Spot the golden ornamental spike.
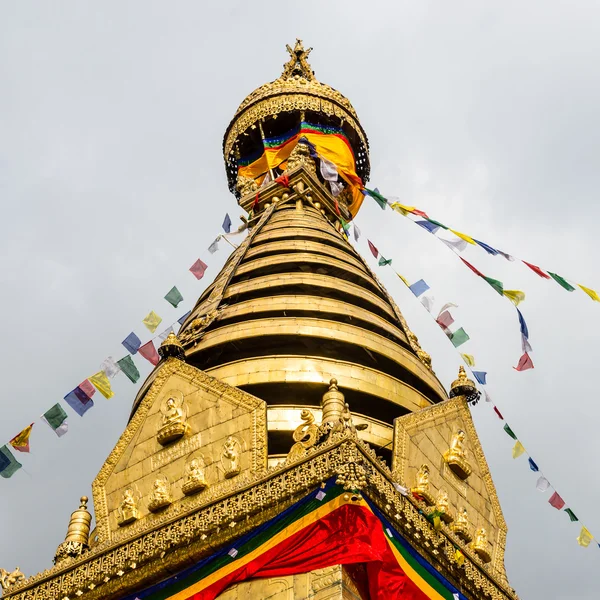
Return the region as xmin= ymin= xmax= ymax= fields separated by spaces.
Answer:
xmin=449 ymin=365 xmax=476 ymax=398
xmin=158 ymin=332 xmax=185 ymax=361
xmin=53 ymin=496 xmax=92 ymax=565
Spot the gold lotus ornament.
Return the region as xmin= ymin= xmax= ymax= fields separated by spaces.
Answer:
xmin=157 ymin=392 xmax=188 ymax=446
xmin=182 ymin=455 xmax=209 ymax=496
xmin=443 ymin=429 xmax=472 ymax=480
xmin=410 ymin=464 xmax=435 ymax=505
xmin=148 ymin=476 xmax=172 ymax=512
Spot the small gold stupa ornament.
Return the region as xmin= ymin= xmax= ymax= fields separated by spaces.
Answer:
xmin=471 ymin=527 xmax=492 ymax=563
xmin=451 ymin=506 xmax=472 ymax=542
xmin=182 ymin=456 xmax=209 ymax=496
xmin=157 ymin=394 xmax=188 ymax=446
xmin=53 ymin=496 xmax=92 ymax=564
xmin=222 ymin=436 xmax=242 ymax=479
xmin=410 ymin=464 xmax=435 ymax=505
xmin=158 ymin=332 xmax=185 ymax=361
xmin=434 ymin=489 xmax=454 ymax=524
xmin=148 ymin=477 xmax=172 ymax=512
xmin=449 ymin=365 xmax=477 ymax=398
xmin=117 ymin=488 xmax=139 ymax=526
xmin=443 ymin=429 xmax=472 ymax=479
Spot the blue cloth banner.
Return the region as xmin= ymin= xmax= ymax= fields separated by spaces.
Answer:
xmin=409 ymin=279 xmax=430 ymax=298
xmin=528 ymin=458 xmax=539 ymax=472
xmin=416 ymin=220 xmax=440 ymax=234
xmin=122 ymin=332 xmax=141 ymax=355
xmin=472 ymin=371 xmax=487 ymax=385
xmin=222 ymin=213 xmax=232 ymax=233
xmin=64 ymin=390 xmax=94 ymax=417
xmin=516 ymin=308 xmax=529 ymax=339
xmin=474 ymin=239 xmax=499 ymax=255
xmin=178 ymin=310 xmax=191 ymax=326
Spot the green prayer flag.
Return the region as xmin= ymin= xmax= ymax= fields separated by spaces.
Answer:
xmin=427 ymin=219 xmax=448 ymax=230
xmin=564 ymin=508 xmax=579 ymax=522
xmin=548 ymin=272 xmax=575 ymax=292
xmin=43 ymin=403 xmax=68 ymax=429
xmin=164 ymin=286 xmax=184 ymax=308
xmin=117 ymin=355 xmax=141 ymax=384
xmin=378 ymin=256 xmax=393 ymax=266
xmin=503 ymin=423 xmax=517 ymax=440
xmin=365 ymin=188 xmax=387 ymax=209
xmin=0 ymin=445 xmax=22 ymax=478
xmin=450 ymin=328 xmax=470 ymax=348
xmin=483 ymin=276 xmax=504 ymax=296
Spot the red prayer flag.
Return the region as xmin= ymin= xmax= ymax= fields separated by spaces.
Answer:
xmin=252 ymin=192 xmax=260 ymax=209
xmin=522 ymin=261 xmax=550 ymax=279
xmin=79 ymin=379 xmax=96 ymax=398
xmin=275 ymin=174 xmax=290 ymax=188
xmin=139 ymin=340 xmax=160 ymax=366
xmin=411 ymin=208 xmax=429 ymax=219
xmin=334 ymin=199 xmax=341 ymax=216
xmin=548 ymin=491 xmax=565 ymax=510
xmin=189 ymin=258 xmax=208 ymax=280
xmin=493 ymin=406 xmax=504 ymax=420
xmin=436 ymin=310 xmax=454 ymax=331
xmin=368 ymin=240 xmax=379 ymax=259
xmin=513 ymin=352 xmax=534 ymax=372
xmin=460 ymin=258 xmax=484 ymax=278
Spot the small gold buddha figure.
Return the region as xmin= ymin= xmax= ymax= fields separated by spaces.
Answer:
xmin=148 ymin=477 xmax=172 ymax=512
xmin=117 ymin=488 xmax=139 ymax=526
xmin=435 ymin=489 xmax=454 ymax=524
xmin=222 ymin=436 xmax=242 ymax=479
xmin=443 ymin=429 xmax=472 ymax=479
xmin=286 ymin=138 xmax=316 ymax=174
xmin=157 ymin=395 xmax=188 ymax=446
xmin=182 ymin=456 xmax=209 ymax=495
xmin=451 ymin=506 xmax=472 ymax=542
xmin=410 ymin=464 xmax=435 ymax=505
xmin=471 ymin=526 xmax=492 ymax=563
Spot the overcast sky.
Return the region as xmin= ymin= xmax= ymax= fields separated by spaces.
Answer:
xmin=1 ymin=2 xmax=599 ymax=599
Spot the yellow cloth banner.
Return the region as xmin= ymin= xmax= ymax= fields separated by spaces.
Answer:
xmin=454 ymin=549 xmax=465 ymax=566
xmin=390 ymin=202 xmax=416 ymax=216
xmin=577 ymin=526 xmax=593 ymax=547
xmin=461 ymin=353 xmax=476 ymax=367
xmin=143 ymin=311 xmax=162 ymax=333
xmin=512 ymin=441 xmax=525 ymax=459
xmin=578 ymin=284 xmax=600 ymax=302
xmin=396 ymin=272 xmax=410 ymax=287
xmin=10 ymin=424 xmax=33 ymax=452
xmin=90 ymin=371 xmax=114 ymax=399
xmin=503 ymin=290 xmax=526 ymax=306
xmin=449 ymin=229 xmax=476 ymax=245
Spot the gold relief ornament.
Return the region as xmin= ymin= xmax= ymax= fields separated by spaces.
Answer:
xmin=236 ymin=173 xmax=259 ymax=197
xmin=406 ymin=331 xmax=432 ymax=369
xmin=0 ymin=567 xmax=25 ymax=592
xmin=117 ymin=488 xmax=140 ymax=527
xmin=410 ymin=464 xmax=435 ymax=505
xmin=443 ymin=429 xmax=472 ymax=479
xmin=287 ymin=409 xmax=319 ymax=461
xmin=148 ymin=476 xmax=172 ymax=512
xmin=157 ymin=392 xmax=188 ymax=446
xmin=435 ymin=489 xmax=454 ymax=524
xmin=222 ymin=436 xmax=242 ymax=479
xmin=451 ymin=506 xmax=472 ymax=542
xmin=178 ymin=307 xmax=224 ymax=346
xmin=182 ymin=455 xmax=209 ymax=496
xmin=285 ymin=138 xmax=317 ymax=174
xmin=471 ymin=527 xmax=492 ymax=563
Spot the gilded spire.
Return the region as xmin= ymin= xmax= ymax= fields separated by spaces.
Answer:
xmin=449 ymin=365 xmax=476 ymax=398
xmin=158 ymin=332 xmax=185 ymax=361
xmin=53 ymin=496 xmax=92 ymax=565
xmin=281 ymin=39 xmax=315 ymax=81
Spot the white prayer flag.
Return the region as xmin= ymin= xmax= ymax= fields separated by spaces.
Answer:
xmin=330 ymin=181 xmax=344 ymax=196
xmin=536 ymin=476 xmax=550 ymax=492
xmin=353 ymin=224 xmax=361 ymax=241
xmin=393 ymin=482 xmax=408 ymax=496
xmin=437 ymin=302 xmax=458 ymax=318
xmin=420 ymin=294 xmax=435 ymax=313
xmin=101 ymin=356 xmax=120 ymax=378
xmin=521 ymin=334 xmax=532 ymax=354
xmin=440 ymin=237 xmax=468 ymax=253
xmin=320 ymin=157 xmax=338 ymax=181
xmin=208 ymin=237 xmax=221 ymax=254
xmin=484 ymin=390 xmax=492 ymax=403
xmin=158 ymin=326 xmax=174 ymax=342
xmin=260 ymin=172 xmax=271 ymax=187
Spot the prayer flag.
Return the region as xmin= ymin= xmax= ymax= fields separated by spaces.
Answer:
xmin=484 ymin=390 xmax=492 ymax=403
xmin=101 ymin=356 xmax=120 ymax=378
xmin=142 ymin=311 xmax=162 ymax=333
xmin=178 ymin=310 xmax=191 ymax=326
xmin=472 ymin=371 xmax=487 ymax=385
xmin=449 ymin=328 xmax=470 ymax=348
xmin=353 ymin=223 xmax=361 ymax=241
xmin=64 ymin=389 xmax=94 ymax=416
xmin=122 ymin=332 xmax=141 ymax=355
xmin=320 ymin=157 xmax=338 ymax=181
xmin=396 ymin=273 xmax=410 ymax=287
xmin=514 ymin=352 xmax=534 ymax=372
xmin=275 ymin=173 xmax=290 ymax=188
xmin=10 ymin=424 xmax=34 ymax=453
xmin=260 ymin=172 xmax=271 ymax=188
xmin=577 ymin=526 xmax=593 ymax=547
xmin=438 ymin=302 xmax=458 ymax=316
xmin=454 ymin=549 xmax=465 ymax=567
xmin=498 ymin=250 xmax=515 ymax=261
xmin=411 ymin=208 xmax=429 ymax=219
xmin=536 ymin=477 xmax=550 ymax=492
xmin=493 ymin=405 xmax=504 ymax=420
xmin=548 ymin=272 xmax=575 ymax=292
xmin=461 ymin=353 xmax=476 ymax=367
xmin=503 ymin=424 xmax=517 ymax=440
xmin=436 ymin=310 xmax=454 ymax=330
xmin=416 ymin=220 xmax=439 ymax=234
xmin=578 ymin=284 xmax=600 ymax=302
xmin=474 ymin=239 xmax=499 ymax=255
xmin=139 ymin=340 xmax=160 ymax=366
xmin=565 ymin=508 xmax=578 ymax=522
xmin=330 ymin=181 xmax=344 ymax=196
xmin=390 ymin=202 xmax=416 ymax=216
xmin=528 ymin=457 xmax=539 ymax=472
xmin=368 ymin=240 xmax=379 ymax=258
xmin=420 ymin=295 xmax=435 ymax=313
xmin=0 ymin=446 xmax=21 ymax=479
xmin=523 ymin=260 xmax=550 ymax=279
xmin=158 ymin=326 xmax=174 ymax=341
xmin=208 ymin=237 xmax=220 ymax=254
xmin=41 ymin=404 xmax=68 ymax=437
xmin=483 ymin=276 xmax=504 ymax=296
xmin=117 ymin=355 xmax=141 ymax=384
xmin=222 ymin=213 xmax=232 ymax=233
xmin=516 ymin=308 xmax=529 ymax=338
xmin=460 ymin=258 xmax=484 ymax=278
xmin=503 ymin=290 xmax=526 ymax=306
xmin=449 ymin=229 xmax=476 ymax=245
xmin=441 ymin=237 xmax=468 ymax=253
xmin=77 ymin=380 xmax=95 ymax=399
xmin=426 ymin=219 xmax=448 ymax=230
xmin=364 ymin=187 xmax=387 ymax=209
xmin=522 ymin=334 xmax=532 ymax=354
xmin=512 ymin=441 xmax=525 ymax=459
xmin=409 ymin=279 xmax=430 ymax=297
xmin=164 ymin=286 xmax=184 ymax=307
xmin=548 ymin=492 xmax=565 ymax=510
xmin=393 ymin=482 xmax=409 ymax=496
xmin=378 ymin=256 xmax=392 ymax=266
xmin=89 ymin=371 xmax=114 ymax=399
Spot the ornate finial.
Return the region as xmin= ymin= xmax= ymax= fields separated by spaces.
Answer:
xmin=449 ymin=365 xmax=476 ymax=398
xmin=158 ymin=332 xmax=185 ymax=361
xmin=281 ymin=39 xmax=315 ymax=81
xmin=321 ymin=378 xmax=345 ymax=425
xmin=53 ymin=495 xmax=92 ymax=565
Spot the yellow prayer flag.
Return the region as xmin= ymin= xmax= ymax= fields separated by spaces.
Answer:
xmin=512 ymin=440 xmax=525 ymax=459
xmin=143 ymin=310 xmax=163 ymax=333
xmin=454 ymin=549 xmax=465 ymax=566
xmin=578 ymin=284 xmax=600 ymax=302
xmin=89 ymin=370 xmax=114 ymax=399
xmin=577 ymin=526 xmax=593 ymax=547
xmin=503 ymin=290 xmax=526 ymax=306
xmin=10 ymin=423 xmax=34 ymax=453
xmin=449 ymin=229 xmax=476 ymax=245
xmin=389 ymin=202 xmax=415 ymax=216
xmin=461 ymin=353 xmax=476 ymax=367
xmin=396 ymin=272 xmax=410 ymax=287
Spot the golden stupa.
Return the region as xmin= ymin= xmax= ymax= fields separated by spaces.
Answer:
xmin=0 ymin=41 xmax=517 ymax=600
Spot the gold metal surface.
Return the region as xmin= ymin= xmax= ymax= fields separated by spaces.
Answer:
xmin=53 ymin=496 xmax=92 ymax=565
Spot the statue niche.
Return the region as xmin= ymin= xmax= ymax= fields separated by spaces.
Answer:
xmin=222 ymin=436 xmax=242 ymax=479
xmin=443 ymin=429 xmax=472 ymax=479
xmin=182 ymin=455 xmax=209 ymax=496
xmin=148 ymin=476 xmax=172 ymax=512
xmin=117 ymin=488 xmax=140 ymax=527
xmin=157 ymin=393 xmax=188 ymax=446
xmin=410 ymin=464 xmax=435 ymax=505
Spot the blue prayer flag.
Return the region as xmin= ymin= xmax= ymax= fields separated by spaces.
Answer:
xmin=178 ymin=310 xmax=191 ymax=326
xmin=474 ymin=239 xmax=499 ymax=255
xmin=409 ymin=279 xmax=430 ymax=298
xmin=516 ymin=308 xmax=529 ymax=339
xmin=416 ymin=220 xmax=440 ymax=234
xmin=222 ymin=213 xmax=232 ymax=233
xmin=472 ymin=371 xmax=487 ymax=385
xmin=64 ymin=390 xmax=94 ymax=416
xmin=73 ymin=386 xmax=92 ymax=404
xmin=122 ymin=332 xmax=141 ymax=355
xmin=0 ymin=448 xmax=9 ymax=472
xmin=528 ymin=457 xmax=539 ymax=472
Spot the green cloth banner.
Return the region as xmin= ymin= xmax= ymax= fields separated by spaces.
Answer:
xmin=378 ymin=256 xmax=392 ymax=266
xmin=503 ymin=423 xmax=517 ymax=440
xmin=165 ymin=286 xmax=184 ymax=308
xmin=564 ymin=508 xmax=579 ymax=522
xmin=449 ymin=328 xmax=470 ymax=348
xmin=43 ymin=404 xmax=68 ymax=429
xmin=118 ymin=355 xmax=141 ymax=384
xmin=483 ymin=276 xmax=504 ymax=296
xmin=548 ymin=272 xmax=575 ymax=292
